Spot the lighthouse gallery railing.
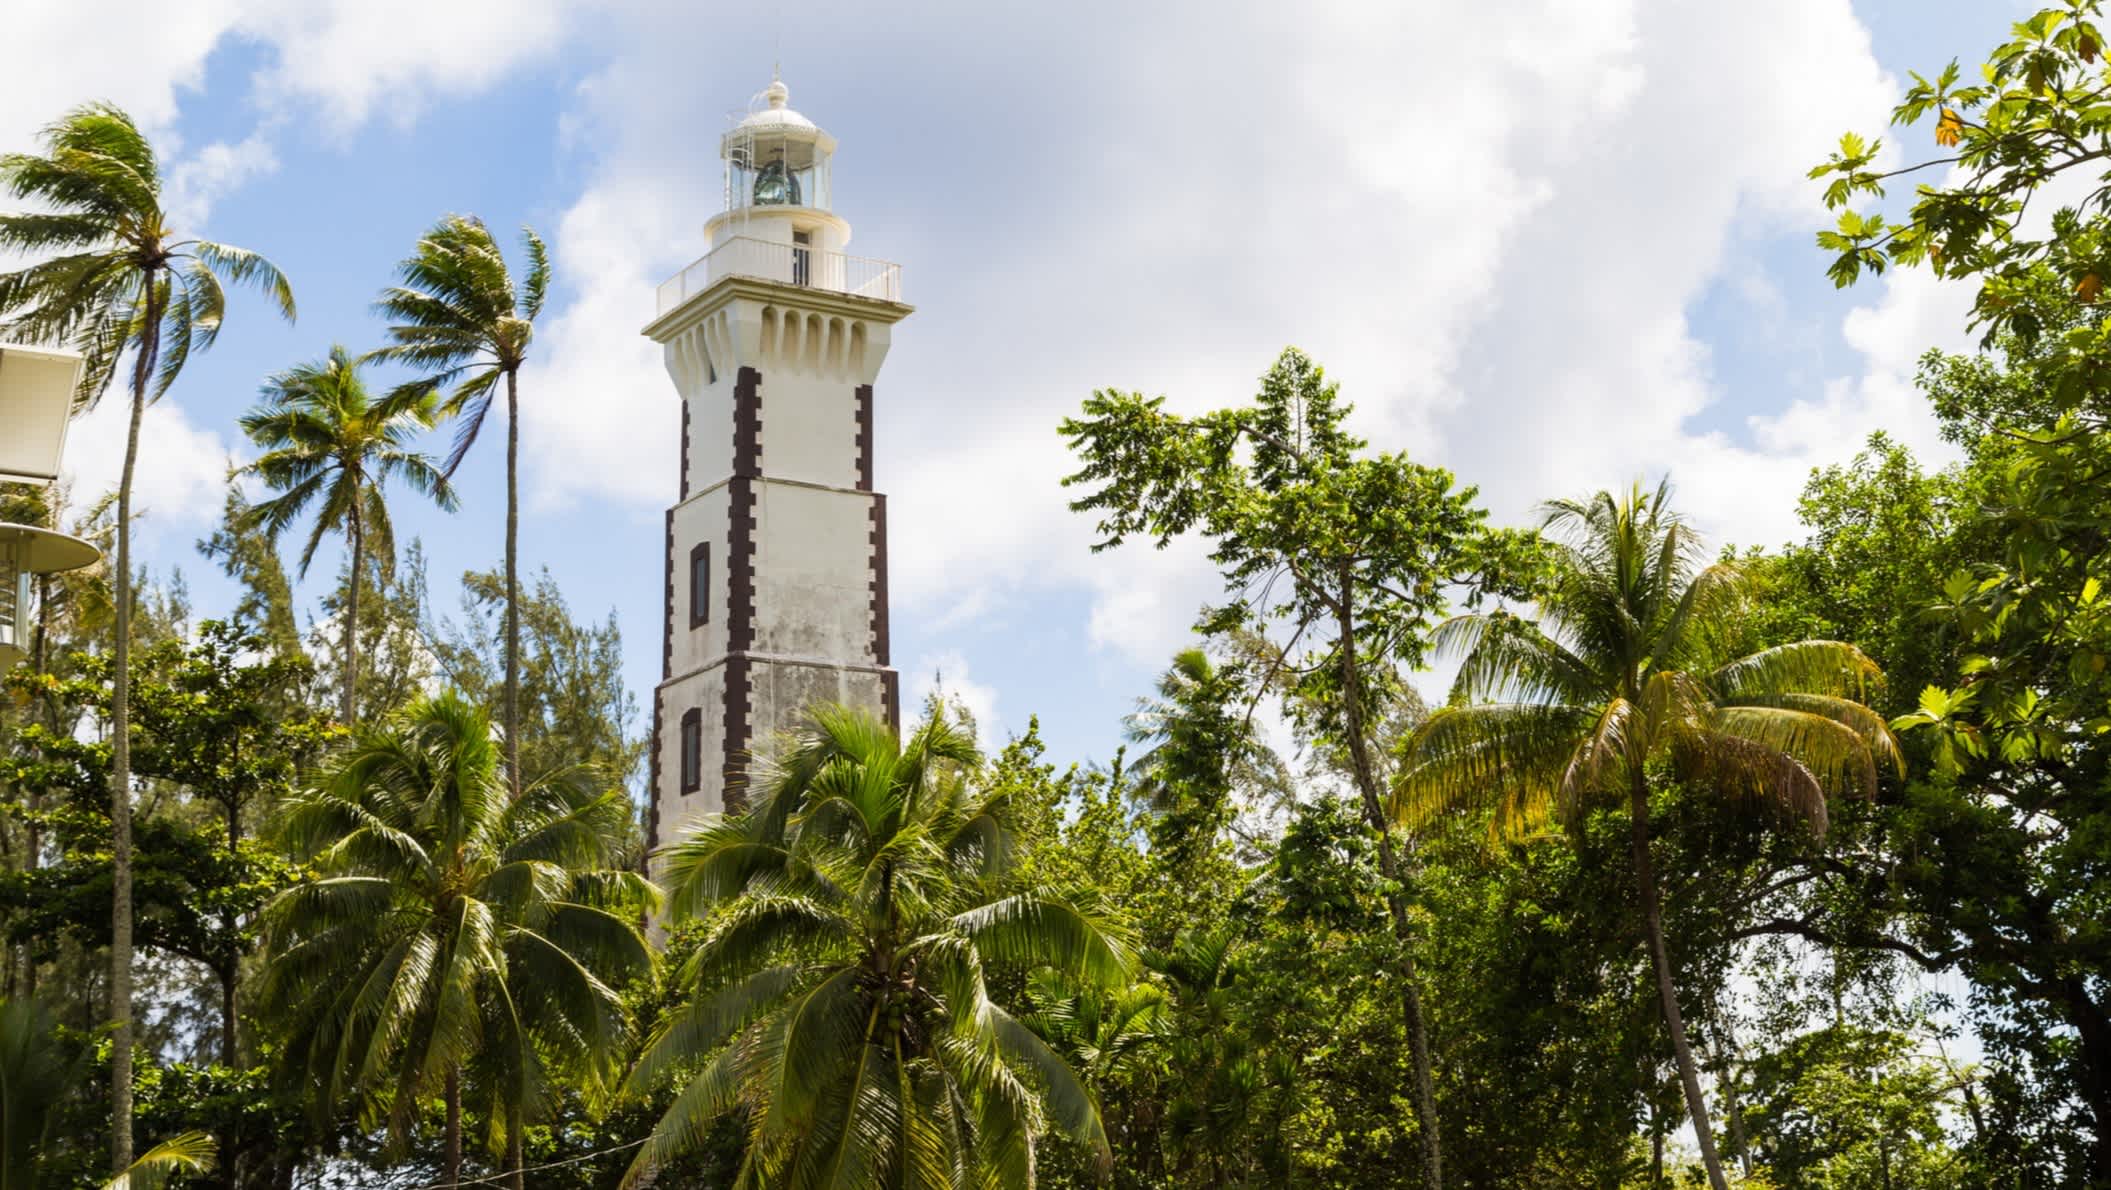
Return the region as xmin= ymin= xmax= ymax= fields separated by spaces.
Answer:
xmin=657 ymin=237 xmax=902 ymax=315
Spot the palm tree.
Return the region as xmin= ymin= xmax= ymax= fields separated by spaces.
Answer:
xmin=238 ymin=345 xmax=455 ymax=725
xmin=624 ymin=705 xmax=1133 ymax=1189
xmin=261 ymin=692 xmax=653 ymax=1189
xmin=370 ymin=215 xmax=549 ymax=796
xmin=0 ymin=103 xmax=294 ymax=1173
xmin=1395 ymin=481 xmax=1901 ymax=1190
xmin=1123 ymin=647 xmax=1290 ymax=865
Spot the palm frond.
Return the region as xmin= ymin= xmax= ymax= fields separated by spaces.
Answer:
xmin=101 ymin=1130 xmax=216 ymax=1190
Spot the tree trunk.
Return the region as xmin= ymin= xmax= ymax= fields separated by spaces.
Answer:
xmin=109 ymin=273 xmax=163 ymax=1176
xmin=1331 ymin=576 xmax=1444 ymax=1189
xmin=2065 ymin=978 xmax=2111 ymax=1184
xmin=1629 ymin=773 xmax=1729 ymax=1190
xmin=343 ymin=503 xmax=362 ymax=726
xmin=220 ymin=800 xmax=239 ymax=1068
xmin=507 ymin=1115 xmax=525 ymax=1190
xmin=1709 ymin=991 xmax=1753 ymax=1176
xmin=445 ymin=1064 xmax=463 ymax=1188
xmin=503 ymin=368 xmax=521 ymax=798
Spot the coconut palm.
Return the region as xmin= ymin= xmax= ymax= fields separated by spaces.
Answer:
xmin=238 ymin=345 xmax=455 ymax=725
xmin=261 ymin=692 xmax=653 ymax=1189
xmin=1395 ymin=480 xmax=1902 ymax=1190
xmin=624 ymin=705 xmax=1133 ymax=1189
xmin=0 ymin=103 xmax=294 ymax=1173
xmin=370 ymin=215 xmax=549 ymax=796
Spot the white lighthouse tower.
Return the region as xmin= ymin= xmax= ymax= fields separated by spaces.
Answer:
xmin=643 ymin=75 xmax=909 ymax=853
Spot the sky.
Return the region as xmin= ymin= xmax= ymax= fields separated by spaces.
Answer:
xmin=2 ymin=0 xmax=2028 ymax=773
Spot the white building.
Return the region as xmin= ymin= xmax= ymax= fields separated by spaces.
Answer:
xmin=643 ymin=75 xmax=910 ymax=855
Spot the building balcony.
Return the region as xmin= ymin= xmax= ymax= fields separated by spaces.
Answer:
xmin=656 ymin=237 xmax=902 ymax=315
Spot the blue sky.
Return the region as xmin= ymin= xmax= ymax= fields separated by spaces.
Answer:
xmin=4 ymin=0 xmax=2020 ymax=773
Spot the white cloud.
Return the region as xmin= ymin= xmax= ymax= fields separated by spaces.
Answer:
xmin=237 ymin=0 xmax=579 ymax=133
xmin=904 ymin=649 xmax=1002 ymax=746
xmin=519 ymin=0 xmax=1937 ymax=678
xmin=165 ymin=133 xmax=280 ymax=230
xmin=61 ymin=396 xmax=237 ymax=531
xmin=0 ymin=0 xmax=241 ymax=152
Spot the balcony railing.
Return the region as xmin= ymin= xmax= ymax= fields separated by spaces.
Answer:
xmin=656 ymin=237 xmax=902 ymax=315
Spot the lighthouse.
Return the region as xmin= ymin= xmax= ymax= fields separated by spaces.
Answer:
xmin=643 ymin=75 xmax=909 ymax=854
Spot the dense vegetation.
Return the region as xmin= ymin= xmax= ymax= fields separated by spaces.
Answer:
xmin=5 ymin=3 xmax=2111 ymax=1187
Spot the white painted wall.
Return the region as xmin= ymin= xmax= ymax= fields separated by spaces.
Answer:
xmin=752 ymin=481 xmax=875 ymax=662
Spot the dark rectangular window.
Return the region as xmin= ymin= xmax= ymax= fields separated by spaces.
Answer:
xmin=689 ymin=543 xmax=710 ymax=628
xmin=679 ymin=708 xmax=702 ymax=793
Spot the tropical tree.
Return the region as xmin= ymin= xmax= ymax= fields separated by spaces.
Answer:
xmin=624 ymin=705 xmax=1133 ymax=1189
xmin=1122 ymin=648 xmax=1271 ymax=869
xmin=238 ymin=344 xmax=455 ymax=725
xmin=261 ymin=692 xmax=652 ymax=1189
xmin=371 ymin=215 xmax=550 ymax=796
xmin=1396 ymin=481 xmax=1902 ymax=1190
xmin=1061 ymin=348 xmax=1537 ymax=1186
xmin=0 ymin=102 xmax=294 ymax=1173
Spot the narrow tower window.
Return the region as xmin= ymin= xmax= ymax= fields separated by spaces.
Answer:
xmin=689 ymin=543 xmax=710 ymax=628
xmin=679 ymin=708 xmax=702 ymax=793
xmin=792 ymin=229 xmax=812 ymax=288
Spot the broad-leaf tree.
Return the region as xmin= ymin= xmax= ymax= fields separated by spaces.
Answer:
xmin=0 ymin=103 xmax=294 ymax=1173
xmin=372 ymin=216 xmax=550 ymax=796
xmin=1061 ymin=347 xmax=1532 ymax=1187
xmin=1811 ymin=6 xmax=2111 ymax=1173
xmin=238 ymin=344 xmax=455 ymax=725
xmin=1396 ymin=482 xmax=1901 ymax=1190
xmin=262 ymin=692 xmax=652 ymax=1189
xmin=624 ymin=706 xmax=1132 ymax=1189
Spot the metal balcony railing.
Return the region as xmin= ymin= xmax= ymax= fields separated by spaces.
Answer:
xmin=656 ymin=237 xmax=902 ymax=314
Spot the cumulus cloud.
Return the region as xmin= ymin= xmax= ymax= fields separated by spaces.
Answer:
xmin=61 ymin=395 xmax=237 ymax=531
xmin=904 ymin=650 xmax=1003 ymax=747
xmin=238 ymin=0 xmax=576 ymax=132
xmin=513 ymin=0 xmax=1952 ymax=678
xmin=0 ymin=0 xmax=2012 ymax=712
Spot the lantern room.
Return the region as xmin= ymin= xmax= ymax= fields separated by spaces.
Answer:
xmin=705 ymin=75 xmax=853 ymax=260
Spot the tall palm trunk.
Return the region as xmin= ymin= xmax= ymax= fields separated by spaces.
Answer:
xmin=503 ymin=368 xmax=520 ymax=798
xmin=1332 ymin=575 xmax=1444 ymax=1189
xmin=109 ymin=270 xmax=163 ymax=1175
xmin=507 ymin=1117 xmax=524 ymax=1190
xmin=342 ymin=502 xmax=363 ymax=726
xmin=1629 ymin=771 xmax=1728 ymax=1190
xmin=220 ymin=794 xmax=240 ymax=1067
xmin=445 ymin=1064 xmax=463 ymax=1188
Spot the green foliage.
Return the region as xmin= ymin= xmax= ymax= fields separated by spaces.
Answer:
xmin=626 ymin=705 xmax=1131 ymax=1189
xmin=1738 ymin=1024 xmax=1967 ymax=1188
xmin=237 ymin=345 xmax=455 ymax=725
xmin=1398 ymin=481 xmax=1903 ymax=1190
xmin=2 ymin=622 xmax=324 ymax=1061
xmin=434 ymin=566 xmax=646 ymax=806
xmin=262 ymin=692 xmax=652 ymax=1178
xmin=0 ymin=103 xmax=294 ymax=405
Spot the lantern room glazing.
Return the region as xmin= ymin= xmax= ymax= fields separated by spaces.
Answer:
xmin=722 ymin=77 xmax=835 ymax=215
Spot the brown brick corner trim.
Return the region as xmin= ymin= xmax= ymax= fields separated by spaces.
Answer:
xmin=853 ymin=383 xmax=874 ymax=493
xmin=680 ymin=396 xmax=693 ymax=500
xmin=722 ymin=654 xmax=753 ymax=813
xmin=645 ymin=687 xmax=665 ymax=859
xmin=722 ymin=365 xmax=763 ymax=813
xmin=867 ymin=493 xmax=889 ymax=668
